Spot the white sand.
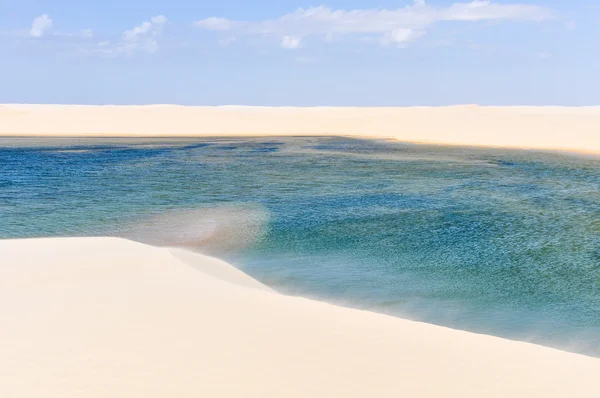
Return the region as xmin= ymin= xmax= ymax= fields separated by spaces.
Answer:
xmin=1 ymin=104 xmax=600 ymax=154
xmin=2 ymin=105 xmax=599 ymax=395
xmin=1 ymin=237 xmax=599 ymax=397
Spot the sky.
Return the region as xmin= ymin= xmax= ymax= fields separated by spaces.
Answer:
xmin=0 ymin=0 xmax=598 ymax=105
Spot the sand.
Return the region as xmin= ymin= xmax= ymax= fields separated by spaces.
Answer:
xmin=1 ymin=237 xmax=599 ymax=397
xmin=1 ymin=104 xmax=600 ymax=154
xmin=2 ymin=106 xmax=599 ymax=395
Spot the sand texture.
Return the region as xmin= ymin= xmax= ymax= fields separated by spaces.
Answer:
xmin=1 ymin=237 xmax=599 ymax=397
xmin=1 ymin=104 xmax=599 ymax=153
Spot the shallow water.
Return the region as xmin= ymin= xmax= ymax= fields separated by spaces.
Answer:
xmin=1 ymin=136 xmax=599 ymax=356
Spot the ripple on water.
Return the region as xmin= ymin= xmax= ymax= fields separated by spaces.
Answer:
xmin=0 ymin=136 xmax=599 ymax=356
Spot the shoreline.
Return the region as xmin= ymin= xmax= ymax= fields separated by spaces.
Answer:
xmin=1 ymin=237 xmax=600 ymax=397
xmin=1 ymin=104 xmax=599 ymax=155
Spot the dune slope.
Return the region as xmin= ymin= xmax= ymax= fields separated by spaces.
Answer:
xmin=1 ymin=237 xmax=599 ymax=397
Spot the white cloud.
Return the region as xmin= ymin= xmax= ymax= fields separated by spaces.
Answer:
xmin=119 ymin=15 xmax=167 ymax=54
xmin=152 ymin=15 xmax=167 ymax=25
xmin=194 ymin=17 xmax=232 ymax=31
xmin=89 ymin=15 xmax=167 ymax=56
xmin=194 ymin=0 xmax=552 ymax=48
xmin=30 ymin=14 xmax=53 ymax=37
xmin=381 ymin=28 xmax=425 ymax=46
xmin=281 ymin=36 xmax=302 ymax=49
xmin=24 ymin=14 xmax=91 ymax=39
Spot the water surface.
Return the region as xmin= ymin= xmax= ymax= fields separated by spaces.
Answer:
xmin=1 ymin=136 xmax=599 ymax=356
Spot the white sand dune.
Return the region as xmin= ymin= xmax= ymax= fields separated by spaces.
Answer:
xmin=1 ymin=104 xmax=600 ymax=154
xmin=1 ymin=237 xmax=599 ymax=397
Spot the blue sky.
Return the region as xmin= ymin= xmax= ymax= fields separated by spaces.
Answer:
xmin=0 ymin=1 xmax=597 ymax=105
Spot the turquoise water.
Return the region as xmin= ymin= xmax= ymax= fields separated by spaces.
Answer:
xmin=1 ymin=136 xmax=599 ymax=356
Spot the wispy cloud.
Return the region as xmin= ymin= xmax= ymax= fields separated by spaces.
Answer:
xmin=194 ymin=0 xmax=553 ymax=48
xmin=195 ymin=17 xmax=232 ymax=31
xmin=9 ymin=14 xmax=166 ymax=57
xmin=380 ymin=28 xmax=425 ymax=46
xmin=281 ymin=36 xmax=302 ymax=49
xmin=94 ymin=15 xmax=168 ymax=56
xmin=80 ymin=29 xmax=94 ymax=38
xmin=30 ymin=14 xmax=53 ymax=37
xmin=54 ymin=29 xmax=94 ymax=38
xmin=120 ymin=15 xmax=167 ymax=54
xmin=19 ymin=14 xmax=92 ymax=39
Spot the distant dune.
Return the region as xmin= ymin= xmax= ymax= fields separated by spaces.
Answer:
xmin=1 ymin=237 xmax=600 ymax=397
xmin=1 ymin=104 xmax=599 ymax=154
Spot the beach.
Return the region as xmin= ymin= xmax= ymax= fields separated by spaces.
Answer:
xmin=2 ymin=105 xmax=600 ymax=396
xmin=1 ymin=104 xmax=600 ymax=154
xmin=2 ymin=237 xmax=600 ymax=397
